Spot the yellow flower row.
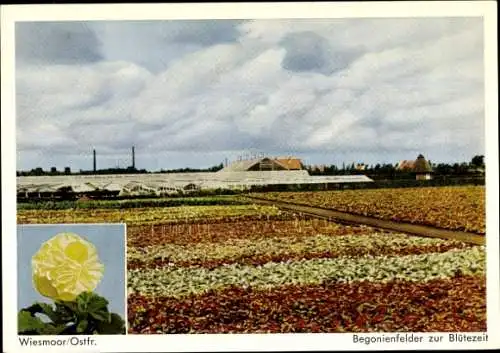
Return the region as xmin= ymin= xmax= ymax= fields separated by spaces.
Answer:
xmin=18 ymin=205 xmax=282 ymax=225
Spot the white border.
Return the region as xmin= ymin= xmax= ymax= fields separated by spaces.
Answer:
xmin=483 ymin=1 xmax=500 ymax=337
xmin=2 ymin=2 xmax=499 ymax=352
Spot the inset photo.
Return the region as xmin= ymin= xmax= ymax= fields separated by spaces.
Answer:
xmin=17 ymin=224 xmax=126 ymax=335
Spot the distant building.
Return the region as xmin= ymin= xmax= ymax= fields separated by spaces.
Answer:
xmin=274 ymin=156 xmax=303 ymax=170
xmin=220 ymin=156 xmax=303 ymax=172
xmin=396 ymin=160 xmax=416 ymax=170
xmin=355 ymin=163 xmax=367 ymax=171
xmin=397 ymin=154 xmax=433 ymax=180
xmin=414 ymin=154 xmax=433 ymax=180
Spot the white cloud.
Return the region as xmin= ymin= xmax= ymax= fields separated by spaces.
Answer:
xmin=17 ymin=61 xmax=152 ymax=153
xmin=15 ymin=18 xmax=485 ymax=170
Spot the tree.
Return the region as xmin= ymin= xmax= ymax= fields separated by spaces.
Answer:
xmin=64 ymin=167 xmax=71 ymax=175
xmin=471 ymin=155 xmax=485 ymax=168
xmin=452 ymin=162 xmax=469 ymax=175
xmin=209 ymin=163 xmax=224 ymax=172
xmin=32 ymin=167 xmax=44 ymax=176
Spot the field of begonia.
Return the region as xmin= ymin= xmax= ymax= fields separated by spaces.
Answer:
xmin=17 ymin=187 xmax=487 ymax=333
xmin=252 ymin=186 xmax=486 ymax=234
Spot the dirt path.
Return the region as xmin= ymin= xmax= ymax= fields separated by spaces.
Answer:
xmin=246 ymin=196 xmax=485 ymax=246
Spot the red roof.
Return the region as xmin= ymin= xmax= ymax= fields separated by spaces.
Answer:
xmin=397 ymin=160 xmax=416 ymax=170
xmin=274 ymin=158 xmax=302 ymax=170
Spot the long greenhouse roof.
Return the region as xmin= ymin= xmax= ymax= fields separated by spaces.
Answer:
xmin=17 ymin=171 xmax=373 ymax=193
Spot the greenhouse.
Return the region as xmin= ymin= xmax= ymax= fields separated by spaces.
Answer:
xmin=17 ymin=171 xmax=373 ymax=199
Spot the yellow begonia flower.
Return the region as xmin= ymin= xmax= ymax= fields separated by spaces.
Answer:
xmin=32 ymin=232 xmax=104 ymax=302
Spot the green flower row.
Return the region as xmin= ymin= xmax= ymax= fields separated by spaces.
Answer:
xmin=128 ymin=246 xmax=485 ymax=298
xmin=127 ymin=232 xmax=463 ymax=264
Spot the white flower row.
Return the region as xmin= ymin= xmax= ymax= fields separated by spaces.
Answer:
xmin=128 ymin=246 xmax=485 ymax=298
xmin=128 ymin=232 xmax=462 ymax=264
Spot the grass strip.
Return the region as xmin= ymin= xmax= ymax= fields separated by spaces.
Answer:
xmin=17 ymin=196 xmax=250 ymax=210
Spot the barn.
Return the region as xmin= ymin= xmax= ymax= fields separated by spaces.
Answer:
xmin=396 ymin=154 xmax=433 ymax=180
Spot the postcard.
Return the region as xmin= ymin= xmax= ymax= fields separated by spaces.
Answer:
xmin=2 ymin=1 xmax=498 ymax=352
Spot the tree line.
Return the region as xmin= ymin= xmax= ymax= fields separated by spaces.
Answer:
xmin=16 ymin=156 xmax=484 ymax=179
xmin=16 ymin=163 xmax=225 ymax=177
xmin=306 ymin=155 xmax=485 ymax=179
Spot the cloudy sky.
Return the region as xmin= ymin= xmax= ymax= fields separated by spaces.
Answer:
xmin=16 ymin=17 xmax=485 ymax=171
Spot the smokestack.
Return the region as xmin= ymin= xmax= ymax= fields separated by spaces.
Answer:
xmin=132 ymin=146 xmax=135 ymax=169
xmin=93 ymin=149 xmax=96 ymax=172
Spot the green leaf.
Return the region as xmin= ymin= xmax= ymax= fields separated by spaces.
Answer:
xmin=48 ymin=323 xmax=72 ymax=335
xmin=59 ymin=300 xmax=79 ymax=313
xmin=76 ymin=292 xmax=108 ymax=308
xmin=20 ymin=292 xmax=121 ymax=335
xmin=76 ymin=292 xmax=92 ymax=312
xmin=19 ymin=305 xmax=74 ymax=335
xmin=89 ymin=309 xmax=110 ymax=323
xmin=86 ymin=293 xmax=109 ymax=311
xmin=85 ymin=292 xmax=111 ymax=322
xmin=58 ymin=323 xmax=78 ymax=335
xmin=54 ymin=302 xmax=77 ymax=322
xmin=76 ymin=319 xmax=88 ymax=333
xmin=95 ymin=313 xmax=126 ymax=334
xmin=18 ymin=311 xmax=46 ymax=334
xmin=23 ymin=303 xmax=62 ymax=324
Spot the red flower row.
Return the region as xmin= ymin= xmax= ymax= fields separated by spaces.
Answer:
xmin=128 ymin=218 xmax=372 ymax=247
xmin=128 ymin=275 xmax=485 ymax=334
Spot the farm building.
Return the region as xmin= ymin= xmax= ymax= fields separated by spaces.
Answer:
xmin=396 ymin=154 xmax=433 ymax=180
xmin=396 ymin=160 xmax=416 ymax=170
xmin=220 ymin=157 xmax=303 ymax=172
xmin=274 ymin=157 xmax=303 ymax=170
xmin=414 ymin=154 xmax=433 ymax=180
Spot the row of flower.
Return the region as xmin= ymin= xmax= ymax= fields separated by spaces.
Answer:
xmin=17 ymin=204 xmax=282 ymax=225
xmin=124 ymin=202 xmax=486 ymax=333
xmin=127 ymin=232 xmax=470 ymax=269
xmin=128 ymin=246 xmax=484 ymax=298
xmin=128 ymin=274 xmax=486 ymax=333
xmin=17 ymin=199 xmax=485 ymax=334
xmin=126 ymin=218 xmax=372 ymax=247
xmin=251 ymin=186 xmax=486 ymax=234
